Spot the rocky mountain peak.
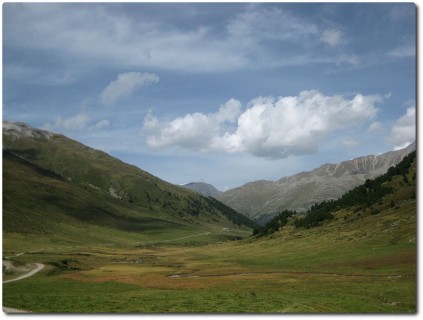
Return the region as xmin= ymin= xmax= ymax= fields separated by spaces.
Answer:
xmin=3 ymin=121 xmax=55 ymax=141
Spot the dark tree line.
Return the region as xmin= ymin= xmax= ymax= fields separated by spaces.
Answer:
xmin=204 ymin=196 xmax=258 ymax=229
xmin=253 ymin=209 xmax=296 ymax=237
xmin=254 ymin=150 xmax=416 ymax=236
xmin=337 ymin=150 xmax=416 ymax=210
xmin=177 ymin=193 xmax=257 ymax=229
xmin=294 ymin=201 xmax=335 ymax=229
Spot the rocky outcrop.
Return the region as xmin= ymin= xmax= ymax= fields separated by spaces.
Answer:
xmin=3 ymin=121 xmax=55 ymax=141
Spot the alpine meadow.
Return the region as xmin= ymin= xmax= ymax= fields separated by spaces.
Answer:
xmin=2 ymin=3 xmax=417 ymax=314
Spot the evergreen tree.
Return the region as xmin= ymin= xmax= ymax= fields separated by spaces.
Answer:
xmin=257 ymin=150 xmax=415 ymax=236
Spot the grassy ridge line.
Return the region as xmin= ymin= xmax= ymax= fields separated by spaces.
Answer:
xmin=4 ymin=128 xmax=253 ymax=228
xmin=3 ymin=123 xmax=255 ymax=248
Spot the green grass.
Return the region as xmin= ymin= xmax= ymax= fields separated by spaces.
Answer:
xmin=3 ymin=131 xmax=255 ymax=243
xmin=3 ymin=148 xmax=251 ymax=253
xmin=3 ymin=198 xmax=416 ymax=313
xmin=3 ymin=267 xmax=415 ymax=313
xmin=2 ymin=129 xmax=416 ymax=313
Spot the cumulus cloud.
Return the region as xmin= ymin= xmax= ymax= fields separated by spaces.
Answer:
xmin=321 ymin=28 xmax=343 ymax=47
xmin=143 ymin=99 xmax=241 ymax=152
xmin=387 ymin=106 xmax=415 ymax=150
xmin=43 ymin=113 xmax=109 ymax=132
xmin=101 ymin=72 xmax=159 ymax=105
xmin=214 ymin=98 xmax=242 ymax=123
xmin=143 ymin=90 xmax=382 ymax=159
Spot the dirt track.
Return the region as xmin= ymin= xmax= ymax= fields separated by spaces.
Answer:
xmin=3 ymin=262 xmax=45 ymax=313
xmin=3 ymin=262 xmax=44 ymax=284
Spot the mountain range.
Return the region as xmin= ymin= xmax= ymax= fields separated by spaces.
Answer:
xmin=2 ymin=121 xmax=255 ymax=246
xmin=3 ymin=120 xmax=415 ymax=235
xmin=180 ymin=182 xmax=222 ymax=197
xmin=214 ymin=142 xmax=415 ymax=224
xmin=2 ymin=121 xmax=417 ymax=313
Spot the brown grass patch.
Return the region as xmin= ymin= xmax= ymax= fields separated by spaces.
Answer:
xmin=323 ymin=249 xmax=416 ymax=271
xmin=61 ymin=263 xmax=307 ymax=289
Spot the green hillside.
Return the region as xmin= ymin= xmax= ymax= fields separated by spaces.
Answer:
xmin=2 ymin=155 xmax=416 ymax=312
xmin=255 ymin=150 xmax=416 ymax=237
xmin=2 ymin=122 xmax=416 ymax=313
xmin=3 ymin=122 xmax=254 ymax=250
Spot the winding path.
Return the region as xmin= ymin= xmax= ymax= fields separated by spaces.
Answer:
xmin=3 ymin=263 xmax=45 ymax=284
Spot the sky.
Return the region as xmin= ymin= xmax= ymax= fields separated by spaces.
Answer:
xmin=3 ymin=2 xmax=416 ymax=191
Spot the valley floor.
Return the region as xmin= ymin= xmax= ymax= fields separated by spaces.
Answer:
xmin=2 ymin=201 xmax=416 ymax=313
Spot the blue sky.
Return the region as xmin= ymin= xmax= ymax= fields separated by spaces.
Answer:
xmin=3 ymin=2 xmax=416 ymax=190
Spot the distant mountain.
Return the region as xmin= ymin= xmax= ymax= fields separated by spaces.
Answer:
xmin=3 ymin=121 xmax=255 ymax=245
xmin=255 ymin=149 xmax=416 ymax=237
xmin=216 ymin=143 xmax=416 ymax=224
xmin=181 ymin=182 xmax=222 ymax=197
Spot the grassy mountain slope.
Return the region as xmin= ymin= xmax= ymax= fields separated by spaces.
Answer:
xmin=3 ymin=159 xmax=415 ymax=312
xmin=256 ymin=150 xmax=416 ymax=237
xmin=2 ymin=122 xmax=415 ymax=313
xmin=3 ymin=122 xmax=254 ymax=249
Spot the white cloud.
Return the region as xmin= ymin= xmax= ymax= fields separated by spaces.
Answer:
xmin=4 ymin=4 xmax=352 ymax=74
xmin=143 ymin=90 xmax=382 ymax=159
xmin=143 ymin=99 xmax=241 ymax=151
xmin=144 ymin=112 xmax=215 ymax=150
xmin=100 ymin=72 xmax=159 ymax=105
xmin=321 ymin=28 xmax=343 ymax=47
xmin=214 ymin=99 xmax=242 ymax=123
xmin=387 ymin=106 xmax=415 ymax=150
xmin=43 ymin=113 xmax=109 ymax=132
xmin=3 ymin=4 xmax=249 ymax=73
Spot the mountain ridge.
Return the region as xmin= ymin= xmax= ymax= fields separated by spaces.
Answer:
xmin=180 ymin=182 xmax=222 ymax=197
xmin=254 ymin=149 xmax=416 ymax=237
xmin=216 ymin=142 xmax=415 ymax=223
xmin=3 ymin=121 xmax=255 ymax=245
